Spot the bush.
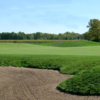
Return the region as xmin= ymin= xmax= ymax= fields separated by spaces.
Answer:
xmin=57 ymin=66 xmax=100 ymax=95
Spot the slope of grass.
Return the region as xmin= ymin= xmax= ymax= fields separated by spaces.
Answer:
xmin=57 ymin=66 xmax=100 ymax=95
xmin=1 ymin=42 xmax=100 ymax=75
xmin=56 ymin=40 xmax=100 ymax=47
xmin=59 ymin=57 xmax=100 ymax=75
xmin=27 ymin=41 xmax=57 ymax=46
xmin=0 ymin=40 xmax=59 ymax=43
xmin=1 ymin=43 xmax=100 ymax=56
xmin=0 ymin=55 xmax=100 ymax=75
xmin=0 ymin=55 xmax=62 ymax=70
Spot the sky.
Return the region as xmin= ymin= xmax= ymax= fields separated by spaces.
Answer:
xmin=0 ymin=0 xmax=100 ymax=34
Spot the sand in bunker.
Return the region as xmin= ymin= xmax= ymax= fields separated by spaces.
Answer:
xmin=0 ymin=67 xmax=100 ymax=100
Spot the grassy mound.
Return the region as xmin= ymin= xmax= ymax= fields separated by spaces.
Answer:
xmin=1 ymin=55 xmax=100 ymax=75
xmin=57 ymin=66 xmax=100 ymax=95
xmin=60 ymin=57 xmax=100 ymax=75
xmin=0 ymin=55 xmax=62 ymax=70
xmin=56 ymin=40 xmax=100 ymax=47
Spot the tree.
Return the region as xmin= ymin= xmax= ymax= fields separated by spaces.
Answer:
xmin=18 ymin=31 xmax=26 ymax=39
xmin=86 ymin=19 xmax=100 ymax=42
xmin=26 ymin=34 xmax=34 ymax=40
xmin=34 ymin=32 xmax=42 ymax=39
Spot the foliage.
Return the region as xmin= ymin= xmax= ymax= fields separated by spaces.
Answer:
xmin=0 ymin=31 xmax=85 ymax=40
xmin=57 ymin=66 xmax=100 ymax=95
xmin=85 ymin=19 xmax=100 ymax=42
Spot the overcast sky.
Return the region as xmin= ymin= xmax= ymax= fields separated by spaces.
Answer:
xmin=0 ymin=0 xmax=100 ymax=34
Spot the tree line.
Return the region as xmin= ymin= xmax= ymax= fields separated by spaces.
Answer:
xmin=1 ymin=19 xmax=100 ymax=41
xmin=0 ymin=31 xmax=85 ymax=40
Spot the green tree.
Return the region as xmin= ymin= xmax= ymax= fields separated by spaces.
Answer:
xmin=26 ymin=34 xmax=34 ymax=40
xmin=34 ymin=32 xmax=42 ymax=39
xmin=86 ymin=19 xmax=100 ymax=42
xmin=18 ymin=31 xmax=26 ymax=39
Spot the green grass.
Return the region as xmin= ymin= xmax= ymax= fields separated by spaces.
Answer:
xmin=0 ymin=40 xmax=60 ymax=43
xmin=1 ymin=43 xmax=100 ymax=56
xmin=0 ymin=55 xmax=100 ymax=75
xmin=56 ymin=40 xmax=100 ymax=47
xmin=57 ymin=66 xmax=100 ymax=95
xmin=60 ymin=57 xmax=100 ymax=75
xmin=26 ymin=41 xmax=57 ymax=46
xmin=1 ymin=40 xmax=100 ymax=95
xmin=20 ymin=40 xmax=100 ymax=47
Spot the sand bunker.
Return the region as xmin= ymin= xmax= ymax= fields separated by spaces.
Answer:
xmin=0 ymin=67 xmax=100 ymax=100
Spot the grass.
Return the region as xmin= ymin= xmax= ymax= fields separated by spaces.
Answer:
xmin=1 ymin=40 xmax=100 ymax=47
xmin=1 ymin=40 xmax=100 ymax=95
xmin=26 ymin=41 xmax=57 ymax=46
xmin=57 ymin=66 xmax=100 ymax=95
xmin=0 ymin=40 xmax=60 ymax=43
xmin=1 ymin=42 xmax=100 ymax=56
xmin=1 ymin=55 xmax=100 ymax=75
xmin=56 ymin=40 xmax=100 ymax=47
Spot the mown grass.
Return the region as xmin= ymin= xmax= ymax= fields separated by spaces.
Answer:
xmin=56 ymin=40 xmax=100 ymax=47
xmin=1 ymin=40 xmax=100 ymax=95
xmin=1 ymin=40 xmax=100 ymax=47
xmin=26 ymin=41 xmax=57 ymax=46
xmin=1 ymin=43 xmax=100 ymax=56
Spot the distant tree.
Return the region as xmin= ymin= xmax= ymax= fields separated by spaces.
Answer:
xmin=50 ymin=34 xmax=58 ymax=40
xmin=10 ymin=32 xmax=18 ymax=39
xmin=18 ymin=31 xmax=26 ymax=39
xmin=26 ymin=34 xmax=34 ymax=40
xmin=86 ymin=19 xmax=100 ymax=42
xmin=0 ymin=31 xmax=82 ymax=40
xmin=34 ymin=32 xmax=42 ymax=39
xmin=0 ymin=33 xmax=1 ymax=39
xmin=81 ymin=33 xmax=86 ymax=39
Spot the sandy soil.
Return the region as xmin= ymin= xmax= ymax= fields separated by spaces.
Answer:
xmin=0 ymin=67 xmax=100 ymax=100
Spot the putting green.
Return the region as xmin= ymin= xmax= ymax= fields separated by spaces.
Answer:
xmin=0 ymin=43 xmax=100 ymax=56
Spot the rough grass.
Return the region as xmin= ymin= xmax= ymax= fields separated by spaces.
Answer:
xmin=1 ymin=55 xmax=100 ymax=75
xmin=57 ymin=66 xmax=100 ymax=95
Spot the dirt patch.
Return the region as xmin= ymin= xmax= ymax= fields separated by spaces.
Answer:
xmin=0 ymin=66 xmax=100 ymax=100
